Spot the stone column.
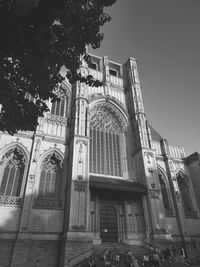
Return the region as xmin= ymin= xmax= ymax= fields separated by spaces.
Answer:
xmin=64 ymin=61 xmax=92 ymax=249
xmin=143 ymin=149 xmax=172 ymax=241
xmin=19 ymin=134 xmax=43 ymax=232
xmin=161 ymin=139 xmax=189 ymax=252
xmin=142 ymin=195 xmax=151 ymax=243
xmin=123 ymin=58 xmax=171 ymax=242
xmin=123 ymin=200 xmax=132 ymax=244
xmin=93 ymin=195 xmax=101 ymax=244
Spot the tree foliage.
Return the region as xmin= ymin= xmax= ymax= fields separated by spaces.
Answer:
xmin=0 ymin=0 xmax=116 ymax=134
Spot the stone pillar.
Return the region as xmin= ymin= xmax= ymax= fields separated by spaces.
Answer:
xmin=62 ymin=61 xmax=93 ymax=266
xmin=10 ymin=133 xmax=44 ymax=267
xmin=123 ymin=200 xmax=132 ymax=244
xmin=67 ymin=79 xmax=91 ymax=240
xmin=161 ymin=139 xmax=189 ymax=251
xmin=123 ymin=58 xmax=170 ymax=242
xmin=143 ymin=149 xmax=172 ymax=241
xmin=19 ymin=134 xmax=43 ymax=232
xmin=142 ymin=195 xmax=151 ymax=243
xmin=93 ymin=195 xmax=101 ymax=244
xmin=103 ymin=56 xmax=111 ymax=96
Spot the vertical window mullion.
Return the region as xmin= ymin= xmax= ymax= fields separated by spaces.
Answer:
xmin=93 ymin=129 xmax=96 ymax=173
xmin=10 ymin=167 xmax=17 ymax=196
xmin=4 ymin=167 xmax=11 ymax=195
xmin=104 ymin=131 xmax=106 ymax=175
xmin=116 ymin=134 xmax=120 ymax=176
xmin=99 ymin=130 xmax=101 ymax=174
xmin=95 ymin=128 xmax=98 ymax=173
xmin=101 ymin=130 xmax=105 ymax=175
xmin=43 ymin=171 xmax=47 ymax=197
xmin=114 ymin=133 xmax=118 ymax=176
xmin=89 ymin=129 xmax=92 ymax=173
xmin=109 ymin=132 xmax=113 ymax=175
xmin=106 ymin=132 xmax=110 ymax=175
xmin=111 ymin=132 xmax=115 ymax=176
xmin=49 ymin=171 xmax=52 ymax=197
xmin=116 ymin=134 xmax=122 ymax=176
xmin=91 ymin=128 xmax=93 ymax=173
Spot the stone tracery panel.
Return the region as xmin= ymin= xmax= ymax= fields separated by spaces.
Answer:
xmin=89 ymin=102 xmax=128 ymax=133
xmin=0 ymin=146 xmax=27 ymax=206
xmin=35 ymin=152 xmax=64 ymax=209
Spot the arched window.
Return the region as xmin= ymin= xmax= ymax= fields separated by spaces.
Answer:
xmin=35 ymin=152 xmax=63 ymax=208
xmin=0 ymin=147 xmax=26 ymax=203
xmin=158 ymin=171 xmax=172 ymax=215
xmin=177 ymin=172 xmax=195 ymax=215
xmin=51 ymin=98 xmax=68 ymax=117
xmin=89 ymin=103 xmax=127 ymax=177
xmin=38 ymin=152 xmax=63 ymax=198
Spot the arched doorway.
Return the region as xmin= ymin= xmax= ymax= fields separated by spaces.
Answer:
xmin=100 ymin=206 xmax=118 ymax=242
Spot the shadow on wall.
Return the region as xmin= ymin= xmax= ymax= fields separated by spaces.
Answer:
xmin=0 ymin=192 xmax=63 ymax=267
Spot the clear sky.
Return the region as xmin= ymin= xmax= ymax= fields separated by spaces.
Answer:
xmin=90 ymin=0 xmax=200 ymax=156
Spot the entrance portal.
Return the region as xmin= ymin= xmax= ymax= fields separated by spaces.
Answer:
xmin=100 ymin=206 xmax=118 ymax=242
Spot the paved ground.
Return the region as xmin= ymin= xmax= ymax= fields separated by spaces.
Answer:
xmin=78 ymin=254 xmax=200 ymax=267
xmin=88 ymin=256 xmax=200 ymax=267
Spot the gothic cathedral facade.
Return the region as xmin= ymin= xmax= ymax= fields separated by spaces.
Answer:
xmin=0 ymin=54 xmax=200 ymax=266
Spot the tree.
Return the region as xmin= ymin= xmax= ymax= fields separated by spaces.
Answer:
xmin=0 ymin=0 xmax=117 ymax=134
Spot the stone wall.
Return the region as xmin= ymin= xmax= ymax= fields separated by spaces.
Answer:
xmin=11 ymin=240 xmax=60 ymax=267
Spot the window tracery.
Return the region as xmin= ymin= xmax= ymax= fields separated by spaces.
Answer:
xmin=158 ymin=171 xmax=173 ymax=216
xmin=176 ymin=172 xmax=196 ymax=216
xmin=89 ymin=103 xmax=126 ymax=177
xmin=35 ymin=152 xmax=63 ymax=208
xmin=0 ymin=147 xmax=26 ymax=205
xmin=90 ymin=102 xmax=128 ymax=133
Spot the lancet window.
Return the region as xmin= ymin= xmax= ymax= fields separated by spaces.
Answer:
xmin=89 ymin=103 xmax=127 ymax=177
xmin=158 ymin=171 xmax=173 ymax=215
xmin=51 ymin=98 xmax=68 ymax=117
xmin=177 ymin=172 xmax=195 ymax=216
xmin=0 ymin=147 xmax=26 ymax=199
xmin=38 ymin=152 xmax=63 ymax=199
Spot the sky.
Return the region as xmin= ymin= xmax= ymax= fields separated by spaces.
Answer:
xmin=90 ymin=0 xmax=200 ymax=156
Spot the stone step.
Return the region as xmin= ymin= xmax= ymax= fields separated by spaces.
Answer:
xmin=93 ymin=242 xmax=147 ymax=264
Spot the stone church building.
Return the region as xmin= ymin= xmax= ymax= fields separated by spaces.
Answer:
xmin=0 ymin=53 xmax=200 ymax=266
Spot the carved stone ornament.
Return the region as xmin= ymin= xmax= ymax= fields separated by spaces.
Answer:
xmin=144 ymin=151 xmax=153 ymax=164
xmin=53 ymin=82 xmax=71 ymax=99
xmin=46 ymin=113 xmax=68 ymax=126
xmin=41 ymin=152 xmax=63 ymax=171
xmin=76 ymin=139 xmax=87 ymax=146
xmin=28 ymin=175 xmax=35 ymax=190
xmin=0 ymin=147 xmax=26 ymax=168
xmin=0 ymin=195 xmax=22 ymax=206
xmin=148 ymin=167 xmax=154 ymax=173
xmin=150 ymin=192 xmax=160 ymax=199
xmin=89 ymin=102 xmax=128 ymax=133
xmin=74 ymin=180 xmax=87 ymax=192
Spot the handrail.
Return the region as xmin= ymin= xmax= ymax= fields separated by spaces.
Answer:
xmin=68 ymin=245 xmax=94 ymax=263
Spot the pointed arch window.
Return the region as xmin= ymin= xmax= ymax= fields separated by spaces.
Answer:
xmin=89 ymin=103 xmax=127 ymax=177
xmin=158 ymin=171 xmax=173 ymax=216
xmin=0 ymin=147 xmax=26 ymax=205
xmin=35 ymin=152 xmax=63 ymax=209
xmin=177 ymin=172 xmax=196 ymax=217
xmin=51 ymin=98 xmax=68 ymax=117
